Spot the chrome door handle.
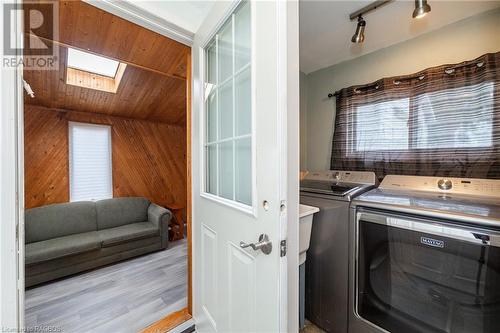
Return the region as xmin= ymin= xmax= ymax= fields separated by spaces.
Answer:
xmin=240 ymin=234 xmax=272 ymax=255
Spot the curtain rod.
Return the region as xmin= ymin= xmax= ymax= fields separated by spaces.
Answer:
xmin=327 ymin=58 xmax=487 ymax=98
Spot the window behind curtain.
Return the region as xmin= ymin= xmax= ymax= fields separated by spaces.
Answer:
xmin=69 ymin=122 xmax=113 ymax=202
xmin=331 ymin=52 xmax=500 ymax=180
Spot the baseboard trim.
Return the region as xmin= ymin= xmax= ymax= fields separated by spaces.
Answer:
xmin=140 ymin=308 xmax=192 ymax=333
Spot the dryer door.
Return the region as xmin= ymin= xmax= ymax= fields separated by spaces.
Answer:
xmin=355 ymin=210 xmax=500 ymax=333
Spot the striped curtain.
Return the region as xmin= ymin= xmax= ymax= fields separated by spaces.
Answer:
xmin=330 ymin=52 xmax=500 ymax=180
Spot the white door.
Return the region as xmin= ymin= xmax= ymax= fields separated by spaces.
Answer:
xmin=192 ymin=1 xmax=299 ymax=332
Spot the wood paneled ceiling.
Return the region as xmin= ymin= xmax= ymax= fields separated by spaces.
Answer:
xmin=23 ymin=0 xmax=189 ymax=125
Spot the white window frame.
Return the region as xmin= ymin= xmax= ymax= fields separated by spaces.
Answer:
xmin=199 ymin=0 xmax=257 ymax=216
xmin=67 ymin=47 xmax=120 ymax=78
xmin=68 ymin=121 xmax=113 ymax=202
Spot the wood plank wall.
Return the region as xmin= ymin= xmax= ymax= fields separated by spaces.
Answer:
xmin=24 ymin=105 xmax=186 ymax=210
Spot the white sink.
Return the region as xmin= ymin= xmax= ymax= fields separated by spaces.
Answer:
xmin=299 ymin=204 xmax=319 ymax=265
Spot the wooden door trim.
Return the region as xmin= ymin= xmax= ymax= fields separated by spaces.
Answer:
xmin=139 ymin=308 xmax=192 ymax=333
xmin=140 ymin=48 xmax=193 ymax=333
xmin=186 ymin=48 xmax=193 ymax=315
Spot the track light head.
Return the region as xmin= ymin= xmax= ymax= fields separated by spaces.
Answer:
xmin=351 ymin=16 xmax=366 ymax=44
xmin=413 ymin=0 xmax=431 ymax=19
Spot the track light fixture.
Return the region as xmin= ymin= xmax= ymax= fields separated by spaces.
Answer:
xmin=349 ymin=0 xmax=392 ymax=44
xmin=412 ymin=0 xmax=431 ymax=19
xmin=348 ymin=0 xmax=431 ymax=43
xmin=351 ymin=16 xmax=366 ymax=44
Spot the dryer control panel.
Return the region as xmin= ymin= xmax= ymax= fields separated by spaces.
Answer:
xmin=303 ymin=170 xmax=377 ymax=185
xmin=380 ymin=175 xmax=500 ymax=198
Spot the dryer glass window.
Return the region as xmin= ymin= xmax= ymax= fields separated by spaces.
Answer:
xmin=357 ymin=214 xmax=500 ymax=333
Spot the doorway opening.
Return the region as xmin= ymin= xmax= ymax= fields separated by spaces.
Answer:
xmin=22 ymin=1 xmax=192 ymax=332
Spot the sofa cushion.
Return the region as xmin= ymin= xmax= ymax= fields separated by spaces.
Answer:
xmin=96 ymin=197 xmax=151 ymax=230
xmin=97 ymin=222 xmax=159 ymax=247
xmin=25 ymin=201 xmax=97 ymax=244
xmin=25 ymin=231 xmax=101 ymax=265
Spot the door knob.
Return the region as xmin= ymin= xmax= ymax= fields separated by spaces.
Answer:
xmin=240 ymin=234 xmax=272 ymax=255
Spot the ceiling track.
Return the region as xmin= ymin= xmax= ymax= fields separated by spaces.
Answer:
xmin=349 ymin=0 xmax=394 ymax=20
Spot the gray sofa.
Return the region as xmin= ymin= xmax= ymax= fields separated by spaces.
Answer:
xmin=25 ymin=197 xmax=171 ymax=287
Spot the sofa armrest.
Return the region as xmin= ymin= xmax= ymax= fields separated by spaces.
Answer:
xmin=148 ymin=203 xmax=172 ymax=249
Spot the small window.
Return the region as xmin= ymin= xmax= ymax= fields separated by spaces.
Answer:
xmin=355 ymin=98 xmax=410 ymax=152
xmin=331 ymin=52 xmax=499 ymax=179
xmin=69 ymin=122 xmax=113 ymax=202
xmin=414 ymin=82 xmax=494 ymax=149
xmin=351 ymin=82 xmax=494 ymax=153
xmin=66 ymin=48 xmax=127 ymax=93
xmin=67 ymin=48 xmax=119 ymax=77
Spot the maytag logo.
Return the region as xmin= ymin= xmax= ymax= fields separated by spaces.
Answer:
xmin=420 ymin=237 xmax=445 ymax=248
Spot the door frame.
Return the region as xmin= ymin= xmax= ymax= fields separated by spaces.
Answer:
xmin=282 ymin=1 xmax=300 ymax=331
xmin=1 ymin=0 xmax=24 ymax=330
xmin=139 ymin=48 xmax=194 ymax=333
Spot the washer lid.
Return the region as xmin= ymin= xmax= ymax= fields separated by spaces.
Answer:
xmin=300 ymin=180 xmax=361 ymax=197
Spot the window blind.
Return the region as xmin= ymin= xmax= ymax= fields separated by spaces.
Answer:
xmin=331 ymin=52 xmax=500 ymax=180
xmin=69 ymin=122 xmax=113 ymax=202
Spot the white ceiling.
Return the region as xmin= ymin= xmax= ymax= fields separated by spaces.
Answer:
xmin=300 ymin=0 xmax=500 ymax=74
xmin=129 ymin=0 xmax=215 ymax=33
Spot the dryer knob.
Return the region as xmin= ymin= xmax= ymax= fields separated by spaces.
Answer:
xmin=438 ymin=179 xmax=453 ymax=190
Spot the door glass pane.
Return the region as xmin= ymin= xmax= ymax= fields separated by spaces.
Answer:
xmin=207 ymin=92 xmax=217 ymax=142
xmin=218 ymin=141 xmax=234 ymax=200
xmin=207 ymin=145 xmax=217 ymax=194
xmin=235 ymin=68 xmax=251 ymax=136
xmin=219 ymin=80 xmax=233 ymax=140
xmin=218 ymin=22 xmax=233 ymax=84
xmin=204 ymin=2 xmax=252 ymax=207
xmin=235 ymin=137 xmax=251 ymax=205
xmin=234 ymin=2 xmax=251 ymax=71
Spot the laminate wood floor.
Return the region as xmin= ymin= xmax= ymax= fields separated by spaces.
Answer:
xmin=25 ymin=239 xmax=187 ymax=333
xmin=300 ymin=320 xmax=326 ymax=333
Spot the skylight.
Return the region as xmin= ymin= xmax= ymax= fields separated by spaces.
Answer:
xmin=67 ymin=48 xmax=120 ymax=77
